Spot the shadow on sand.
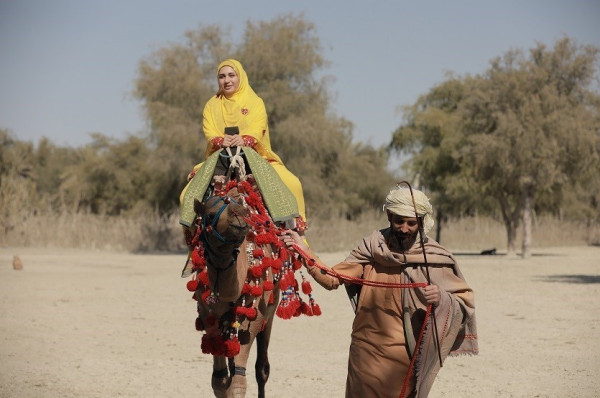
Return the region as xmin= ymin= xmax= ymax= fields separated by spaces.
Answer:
xmin=535 ymin=274 xmax=600 ymax=284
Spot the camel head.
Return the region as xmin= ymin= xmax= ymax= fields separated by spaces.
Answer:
xmin=194 ymin=187 xmax=250 ymax=248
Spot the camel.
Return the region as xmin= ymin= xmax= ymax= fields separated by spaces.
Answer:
xmin=181 ymin=149 xmax=319 ymax=398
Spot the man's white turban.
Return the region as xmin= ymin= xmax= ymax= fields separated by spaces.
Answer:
xmin=383 ymin=187 xmax=435 ymax=234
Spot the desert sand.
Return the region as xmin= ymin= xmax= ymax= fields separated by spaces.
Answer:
xmin=1 ymin=245 xmax=599 ymax=398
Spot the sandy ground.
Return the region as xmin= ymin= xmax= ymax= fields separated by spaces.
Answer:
xmin=1 ymin=245 xmax=599 ymax=398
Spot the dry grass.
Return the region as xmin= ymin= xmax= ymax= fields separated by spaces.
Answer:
xmin=1 ymin=209 xmax=598 ymax=254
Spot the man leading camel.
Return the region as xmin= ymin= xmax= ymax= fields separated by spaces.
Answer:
xmin=282 ymin=185 xmax=478 ymax=398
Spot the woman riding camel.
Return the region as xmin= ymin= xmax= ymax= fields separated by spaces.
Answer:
xmin=181 ymin=58 xmax=306 ymax=225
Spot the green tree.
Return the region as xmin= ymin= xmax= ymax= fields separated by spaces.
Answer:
xmin=391 ymin=37 xmax=600 ymax=256
xmin=0 ymin=129 xmax=38 ymax=239
xmin=390 ymin=76 xmax=493 ymax=242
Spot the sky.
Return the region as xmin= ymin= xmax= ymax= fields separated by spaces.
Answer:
xmin=1 ymin=0 xmax=599 ymax=151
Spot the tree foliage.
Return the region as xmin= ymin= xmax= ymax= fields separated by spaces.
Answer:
xmin=390 ymin=37 xmax=600 ymax=255
xmin=1 ymin=14 xmax=394 ymax=244
xmin=133 ymin=13 xmax=394 ymax=219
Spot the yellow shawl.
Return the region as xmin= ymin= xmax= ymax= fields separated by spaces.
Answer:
xmin=202 ymin=58 xmax=282 ymax=164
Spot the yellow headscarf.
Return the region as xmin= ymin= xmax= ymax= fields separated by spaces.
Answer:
xmin=383 ymin=186 xmax=435 ymax=234
xmin=202 ymin=59 xmax=281 ymax=163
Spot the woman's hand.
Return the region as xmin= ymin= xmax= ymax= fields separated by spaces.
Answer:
xmin=223 ymin=134 xmax=244 ymax=148
xmin=280 ymin=230 xmax=307 ymax=252
xmin=423 ymin=284 xmax=441 ymax=306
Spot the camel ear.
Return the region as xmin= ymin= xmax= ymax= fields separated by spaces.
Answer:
xmin=194 ymin=199 xmax=206 ymax=216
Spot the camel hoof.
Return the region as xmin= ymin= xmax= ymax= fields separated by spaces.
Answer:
xmin=228 ymin=375 xmax=247 ymax=398
xmin=211 ymin=376 xmax=228 ymax=398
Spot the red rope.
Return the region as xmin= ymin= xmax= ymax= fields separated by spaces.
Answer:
xmin=399 ymin=303 xmax=433 ymax=398
xmin=291 ymin=243 xmax=432 ymax=398
xmin=291 ymin=244 xmax=427 ymax=289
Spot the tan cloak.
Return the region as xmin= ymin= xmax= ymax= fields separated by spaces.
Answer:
xmin=306 ymin=229 xmax=478 ymax=398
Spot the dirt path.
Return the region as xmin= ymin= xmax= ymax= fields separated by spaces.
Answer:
xmin=1 ymin=246 xmax=599 ymax=397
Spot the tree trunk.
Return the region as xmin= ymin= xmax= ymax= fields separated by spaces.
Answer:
xmin=505 ymin=221 xmax=517 ymax=256
xmin=435 ymin=211 xmax=443 ymax=243
xmin=521 ymin=194 xmax=533 ymax=258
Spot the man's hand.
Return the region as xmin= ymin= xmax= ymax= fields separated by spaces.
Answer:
xmin=223 ymin=134 xmax=244 ymax=147
xmin=423 ymin=284 xmax=441 ymax=306
xmin=281 ymin=230 xmax=307 ymax=252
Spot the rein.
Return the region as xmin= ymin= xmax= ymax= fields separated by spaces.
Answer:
xmin=291 ymin=244 xmax=427 ymax=290
xmin=202 ymin=196 xmax=246 ymax=246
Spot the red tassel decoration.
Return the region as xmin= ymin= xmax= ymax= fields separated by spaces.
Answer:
xmin=187 ymin=279 xmax=199 ymax=292
xmin=235 ymin=306 xmax=247 ymax=316
xmin=250 ymin=285 xmax=263 ymax=297
xmin=252 ymin=248 xmax=264 ymax=258
xmin=301 ymin=280 xmax=312 ymax=295
xmin=270 ymin=258 xmax=283 ymax=272
xmin=242 ymin=282 xmax=252 ymax=295
xmin=251 ymin=266 xmax=263 ymax=278
xmin=201 ymin=289 xmax=211 ymax=303
xmin=198 ymin=271 xmax=209 ymax=286
xmin=245 ymin=307 xmax=257 ymax=320
xmin=311 ymin=301 xmax=322 ymax=316
xmin=292 ymin=257 xmax=302 ymax=271
xmin=300 ymin=301 xmax=313 ymax=316
xmin=279 ymin=247 xmax=289 ymax=262
xmin=224 ymin=337 xmax=241 ymax=357
xmin=262 ymin=280 xmax=274 ymax=291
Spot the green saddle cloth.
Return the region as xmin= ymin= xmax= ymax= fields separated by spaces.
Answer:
xmin=179 ymin=147 xmax=299 ymax=228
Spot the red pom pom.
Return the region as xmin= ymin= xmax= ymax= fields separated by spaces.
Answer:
xmin=235 ymin=306 xmax=247 ymax=316
xmin=198 ymin=271 xmax=209 ymax=286
xmin=251 ymin=266 xmax=263 ymax=278
xmin=242 ymin=283 xmax=252 ymax=295
xmin=262 ymin=280 xmax=274 ymax=291
xmin=279 ymin=247 xmax=289 ymax=262
xmin=250 ymin=285 xmax=263 ymax=297
xmin=301 ymin=280 xmax=312 ymax=295
xmin=300 ymin=301 xmax=313 ymax=316
xmin=292 ymin=257 xmax=302 ymax=271
xmin=261 ymin=257 xmax=272 ymax=268
xmin=276 ymin=304 xmax=292 ymax=319
xmin=201 ymin=334 xmax=212 ymax=354
xmin=311 ymin=302 xmax=322 ymax=316
xmin=279 ymin=278 xmax=290 ymax=290
xmin=201 ymin=333 xmax=224 ymax=356
xmin=224 ymin=337 xmax=241 ymax=358
xmin=191 ymin=250 xmax=205 ymax=269
xmin=245 ymin=307 xmax=257 ymax=320
xmin=252 ymin=248 xmax=264 ymax=258
xmin=270 ymin=258 xmax=282 ymax=272
xmin=201 ymin=289 xmax=211 ymax=303
xmin=187 ymin=279 xmax=199 ymax=292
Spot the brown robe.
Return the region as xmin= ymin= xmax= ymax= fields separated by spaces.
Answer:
xmin=306 ymin=228 xmax=478 ymax=398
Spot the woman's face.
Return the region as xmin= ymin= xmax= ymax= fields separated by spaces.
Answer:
xmin=218 ymin=66 xmax=240 ymax=97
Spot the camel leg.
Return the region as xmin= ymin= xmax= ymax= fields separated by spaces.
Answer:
xmin=226 ymin=327 xmax=256 ymax=398
xmin=212 ymin=356 xmax=229 ymax=398
xmin=255 ymin=293 xmax=278 ymax=398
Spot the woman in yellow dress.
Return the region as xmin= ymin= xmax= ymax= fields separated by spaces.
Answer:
xmin=185 ymin=58 xmax=306 ymax=223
